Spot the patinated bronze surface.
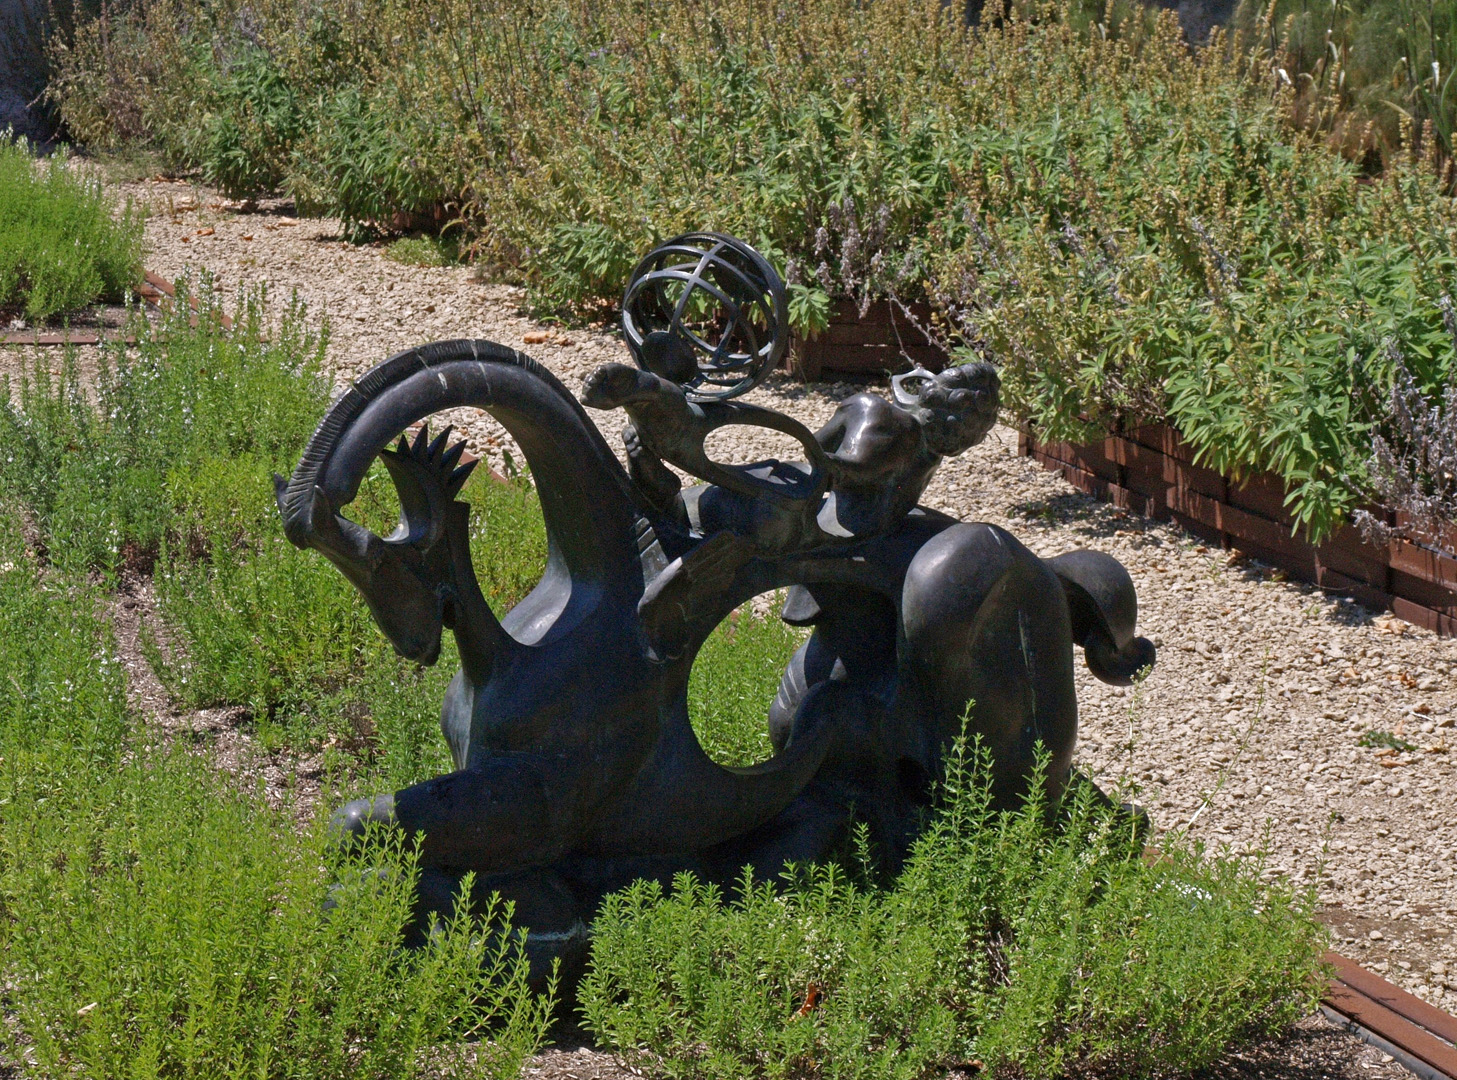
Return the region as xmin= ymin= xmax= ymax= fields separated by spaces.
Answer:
xmin=276 ymin=233 xmax=1154 ymax=981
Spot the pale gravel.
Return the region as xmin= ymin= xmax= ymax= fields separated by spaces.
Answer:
xmin=65 ymin=180 xmax=1457 ymax=1018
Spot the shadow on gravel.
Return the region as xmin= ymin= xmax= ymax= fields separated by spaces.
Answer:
xmin=1007 ymin=490 xmax=1125 ymax=540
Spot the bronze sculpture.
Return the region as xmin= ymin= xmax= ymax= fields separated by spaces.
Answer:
xmin=276 ymin=233 xmax=1154 ymax=981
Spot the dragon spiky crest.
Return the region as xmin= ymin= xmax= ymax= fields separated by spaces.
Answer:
xmin=378 ymin=423 xmax=478 ymax=551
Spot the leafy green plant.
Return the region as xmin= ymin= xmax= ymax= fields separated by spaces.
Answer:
xmin=1 ymin=741 xmax=553 ymax=1080
xmin=1358 ymin=729 xmax=1417 ymax=751
xmin=201 ymin=44 xmax=303 ymax=197
xmin=0 ymin=137 xmax=142 ymax=320
xmin=0 ymin=515 xmax=128 ymax=764
xmin=581 ymin=742 xmax=1327 ymax=1080
xmin=147 ymin=460 xmax=547 ymax=756
xmin=291 ymin=85 xmax=450 ymax=237
xmin=385 ymin=234 xmax=461 ymax=268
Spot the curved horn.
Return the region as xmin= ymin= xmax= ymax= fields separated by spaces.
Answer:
xmin=281 ymin=341 xmax=645 ymax=593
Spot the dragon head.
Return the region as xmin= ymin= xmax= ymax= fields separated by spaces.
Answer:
xmin=276 ymin=424 xmax=476 ymax=666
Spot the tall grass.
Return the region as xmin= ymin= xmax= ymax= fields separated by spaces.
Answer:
xmin=0 ymin=136 xmax=142 ymax=320
xmin=0 ymin=279 xmax=327 ymax=573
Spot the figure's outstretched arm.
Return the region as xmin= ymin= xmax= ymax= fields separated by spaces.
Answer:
xmin=623 ymin=421 xmax=684 ymax=515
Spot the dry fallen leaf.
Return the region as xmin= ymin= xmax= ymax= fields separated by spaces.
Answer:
xmin=195 ymin=227 xmax=215 ymax=237
xmin=276 ymin=216 xmax=299 ymax=226
xmin=179 ymin=235 xmax=190 ymax=243
xmin=241 ymin=234 xmax=254 ymax=242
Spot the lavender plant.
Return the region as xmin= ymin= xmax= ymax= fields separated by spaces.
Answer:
xmin=1355 ymin=303 xmax=1457 ymax=552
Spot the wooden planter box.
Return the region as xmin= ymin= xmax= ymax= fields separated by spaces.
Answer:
xmin=786 ymin=300 xmax=948 ymax=380
xmin=1020 ymin=422 xmax=1457 ymax=637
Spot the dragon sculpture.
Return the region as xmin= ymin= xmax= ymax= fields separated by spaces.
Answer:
xmin=276 ymin=234 xmax=1155 ymax=982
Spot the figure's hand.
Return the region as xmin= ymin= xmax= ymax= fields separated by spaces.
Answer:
xmin=581 ymin=363 xmax=654 ymax=410
xmin=622 ymin=422 xmax=644 ymax=459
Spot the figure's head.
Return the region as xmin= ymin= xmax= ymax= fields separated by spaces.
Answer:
xmin=892 ymin=363 xmax=1001 ymax=457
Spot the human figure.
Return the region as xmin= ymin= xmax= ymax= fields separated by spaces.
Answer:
xmin=580 ymin=348 xmax=1000 ymax=545
xmin=815 ymin=363 xmax=1000 ymax=537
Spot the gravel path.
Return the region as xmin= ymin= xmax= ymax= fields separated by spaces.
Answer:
xmin=83 ymin=180 xmax=1457 ymax=1020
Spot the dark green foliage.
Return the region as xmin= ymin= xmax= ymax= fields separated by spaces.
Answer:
xmin=581 ymin=745 xmax=1328 ymax=1080
xmin=0 ymin=137 xmax=142 ymax=320
xmin=292 ymin=86 xmax=449 ymax=238
xmin=202 ymin=45 xmax=303 ymax=197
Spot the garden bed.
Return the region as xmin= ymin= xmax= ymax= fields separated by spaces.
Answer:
xmin=22 ymin=174 xmax=1454 ymax=1075
xmin=1020 ymin=423 xmax=1457 ymax=637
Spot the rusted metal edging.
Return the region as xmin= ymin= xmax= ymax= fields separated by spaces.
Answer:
xmin=1323 ymin=951 xmax=1457 ymax=1079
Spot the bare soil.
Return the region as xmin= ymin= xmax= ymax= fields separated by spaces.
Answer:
xmin=4 ymin=173 xmax=1454 ymax=1079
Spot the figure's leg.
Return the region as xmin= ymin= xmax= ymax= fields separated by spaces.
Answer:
xmin=768 ymin=631 xmax=841 ymax=751
xmin=900 ymin=523 xmax=1080 ymax=808
xmin=333 ymin=753 xmax=581 ymax=873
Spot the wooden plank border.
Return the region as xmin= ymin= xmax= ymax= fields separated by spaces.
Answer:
xmin=1323 ymin=951 xmax=1457 ymax=1079
xmin=1020 ymin=424 xmax=1457 ymax=637
xmin=0 ymin=271 xmax=230 ymax=347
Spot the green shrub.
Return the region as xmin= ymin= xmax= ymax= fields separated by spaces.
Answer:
xmin=581 ymin=745 xmax=1328 ymax=1080
xmin=0 ymin=516 xmax=128 ymax=765
xmin=385 ymin=234 xmax=462 ymax=268
xmin=148 ymin=463 xmax=547 ymax=761
xmin=0 ymin=741 xmax=553 ymax=1080
xmin=910 ymin=28 xmax=1457 ymax=540
xmin=0 ymin=137 xmax=142 ymax=321
xmin=201 ymin=44 xmax=303 ymax=197
xmin=0 ymin=279 xmax=328 ymax=573
xmin=291 ymin=85 xmax=451 ymax=237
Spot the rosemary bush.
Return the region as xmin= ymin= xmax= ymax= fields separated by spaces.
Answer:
xmin=0 ymin=136 xmax=141 ymax=321
xmin=1 ymin=735 xmax=551 ymax=1080
xmin=581 ymin=743 xmax=1327 ymax=1080
xmin=0 ymin=287 xmax=555 ymax=1077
